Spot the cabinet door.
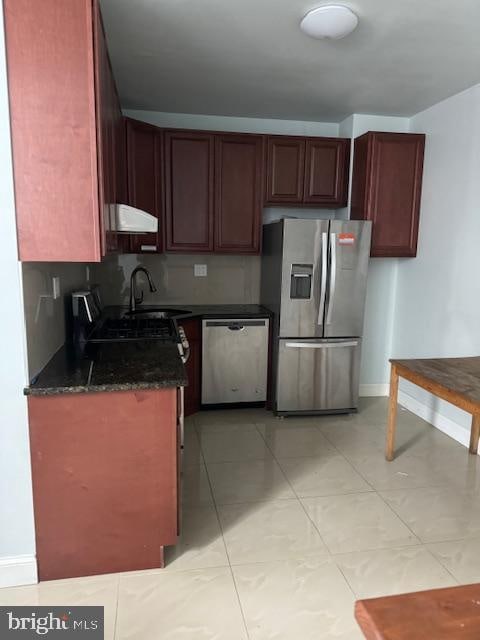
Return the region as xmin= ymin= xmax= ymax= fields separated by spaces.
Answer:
xmin=115 ymin=115 xmax=127 ymax=207
xmin=126 ymin=119 xmax=163 ymax=254
xmin=165 ymin=131 xmax=214 ymax=252
xmin=28 ymin=389 xmax=178 ymax=580
xmin=115 ymin=118 xmax=131 ymax=253
xmin=351 ymin=132 xmax=425 ymax=257
xmin=93 ymin=1 xmax=118 ymax=254
xmin=265 ymin=137 xmax=305 ymax=204
xmin=214 ymin=134 xmax=264 ymax=253
xmin=303 ymin=138 xmax=350 ymax=206
xmin=4 ymin=0 xmax=104 ymax=261
xmin=181 ymin=319 xmax=201 ymax=417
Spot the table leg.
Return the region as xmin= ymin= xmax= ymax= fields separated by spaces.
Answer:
xmin=469 ymin=414 xmax=480 ymax=455
xmin=386 ymin=364 xmax=399 ymax=461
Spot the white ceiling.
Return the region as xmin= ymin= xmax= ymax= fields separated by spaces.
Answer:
xmin=100 ymin=0 xmax=480 ymax=122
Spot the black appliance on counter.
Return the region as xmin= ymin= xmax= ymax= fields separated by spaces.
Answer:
xmin=70 ymin=286 xmax=185 ymax=349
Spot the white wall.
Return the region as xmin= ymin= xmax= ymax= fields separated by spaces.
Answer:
xmin=124 ymin=109 xmax=339 ymax=137
xmin=392 ymin=84 xmax=480 ymax=440
xmin=339 ymin=114 xmax=410 ymax=392
xmin=22 ymin=262 xmax=88 ymax=378
xmin=0 ymin=7 xmax=37 ymax=587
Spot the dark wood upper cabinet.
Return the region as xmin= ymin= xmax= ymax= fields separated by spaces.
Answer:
xmin=125 ymin=119 xmax=163 ymax=254
xmin=215 ymin=134 xmax=264 ymax=253
xmin=164 ymin=131 xmax=215 ymax=252
xmin=4 ymin=0 xmax=123 ymax=262
xmin=266 ymin=137 xmax=305 ymax=204
xmin=351 ymin=132 xmax=425 ymax=257
xmin=265 ymin=136 xmax=350 ymax=207
xmin=93 ymin=2 xmax=120 ymax=254
xmin=304 ymin=138 xmax=350 ymax=206
xmin=115 ymin=112 xmax=127 ymax=207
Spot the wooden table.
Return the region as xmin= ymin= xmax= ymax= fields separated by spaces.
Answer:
xmin=355 ymin=583 xmax=480 ymax=639
xmin=386 ymin=357 xmax=480 ymax=461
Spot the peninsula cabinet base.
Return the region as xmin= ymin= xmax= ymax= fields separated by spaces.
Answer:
xmin=27 ymin=389 xmax=178 ymax=581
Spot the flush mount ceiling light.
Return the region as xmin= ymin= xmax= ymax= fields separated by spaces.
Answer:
xmin=300 ymin=5 xmax=358 ymax=40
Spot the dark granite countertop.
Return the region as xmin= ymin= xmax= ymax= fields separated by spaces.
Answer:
xmin=26 ymin=341 xmax=188 ymax=396
xmin=25 ymin=304 xmax=271 ymax=397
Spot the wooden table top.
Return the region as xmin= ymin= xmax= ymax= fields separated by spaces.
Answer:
xmin=390 ymin=357 xmax=480 ymax=407
xmin=355 ymin=583 xmax=480 ymax=640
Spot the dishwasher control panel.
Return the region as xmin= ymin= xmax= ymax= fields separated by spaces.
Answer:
xmin=201 ymin=318 xmax=269 ymax=405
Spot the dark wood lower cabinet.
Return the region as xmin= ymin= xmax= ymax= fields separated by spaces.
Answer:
xmin=28 ymin=389 xmax=178 ymax=581
xmin=182 ymin=318 xmax=201 ymax=417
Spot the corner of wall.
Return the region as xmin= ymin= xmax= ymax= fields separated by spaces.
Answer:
xmin=0 ymin=4 xmax=37 ymax=586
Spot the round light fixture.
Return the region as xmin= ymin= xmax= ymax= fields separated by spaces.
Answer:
xmin=300 ymin=5 xmax=358 ymax=40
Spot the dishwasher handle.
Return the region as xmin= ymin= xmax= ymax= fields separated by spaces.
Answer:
xmin=228 ymin=324 xmax=244 ymax=331
xmin=204 ymin=320 xmax=267 ymax=328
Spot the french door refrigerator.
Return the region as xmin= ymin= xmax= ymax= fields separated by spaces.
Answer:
xmin=261 ymin=218 xmax=371 ymax=415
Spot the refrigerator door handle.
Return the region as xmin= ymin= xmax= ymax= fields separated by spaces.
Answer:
xmin=317 ymin=232 xmax=328 ymax=325
xmin=285 ymin=341 xmax=359 ymax=349
xmin=326 ymin=232 xmax=337 ymax=325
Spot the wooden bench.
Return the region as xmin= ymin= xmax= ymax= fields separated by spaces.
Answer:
xmin=386 ymin=357 xmax=480 ymax=461
xmin=355 ymin=583 xmax=480 ymax=639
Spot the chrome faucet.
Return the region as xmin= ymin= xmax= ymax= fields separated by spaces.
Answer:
xmin=129 ymin=267 xmax=157 ymax=313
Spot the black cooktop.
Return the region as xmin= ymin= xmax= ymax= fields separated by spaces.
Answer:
xmin=88 ymin=317 xmax=178 ymax=343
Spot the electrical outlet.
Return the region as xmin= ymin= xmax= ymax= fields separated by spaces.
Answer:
xmin=52 ymin=276 xmax=61 ymax=300
xmin=194 ymin=264 xmax=207 ymax=277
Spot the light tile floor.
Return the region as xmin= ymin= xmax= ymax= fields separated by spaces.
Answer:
xmin=2 ymin=397 xmax=480 ymax=639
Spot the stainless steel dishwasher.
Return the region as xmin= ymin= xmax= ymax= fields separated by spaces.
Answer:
xmin=202 ymin=318 xmax=270 ymax=405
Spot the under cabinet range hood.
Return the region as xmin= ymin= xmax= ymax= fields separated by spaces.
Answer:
xmin=115 ymin=204 xmax=158 ymax=234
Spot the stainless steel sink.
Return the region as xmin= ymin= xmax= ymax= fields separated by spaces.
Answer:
xmin=125 ymin=308 xmax=190 ymax=319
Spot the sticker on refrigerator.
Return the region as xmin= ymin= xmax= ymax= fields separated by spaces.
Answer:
xmin=338 ymin=233 xmax=355 ymax=246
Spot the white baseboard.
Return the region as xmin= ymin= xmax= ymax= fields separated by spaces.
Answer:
xmin=0 ymin=555 xmax=38 ymax=589
xmin=358 ymin=383 xmax=472 ymax=452
xmin=359 ymin=384 xmax=389 ymax=397
xmin=398 ymin=389 xmax=472 ymax=451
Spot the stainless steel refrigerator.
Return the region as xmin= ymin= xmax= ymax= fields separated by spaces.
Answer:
xmin=261 ymin=218 xmax=372 ymax=415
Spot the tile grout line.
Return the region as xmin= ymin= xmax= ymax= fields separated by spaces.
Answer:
xmin=227 ymin=565 xmax=252 ymax=640
xmin=373 ymin=489 xmax=422 ymax=543
xmin=202 ymin=414 xmax=357 ymax=633
xmin=254 ymin=417 xmax=371 ymax=600
xmin=112 ymin=575 xmax=120 ymax=640
xmin=200 ymin=423 xmax=252 ymax=640
xmin=316 ymin=415 xmax=471 ymax=549
xmin=313 ymin=413 xmax=464 ymax=594
xmin=252 ymin=411 xmax=454 ymax=593
xmin=254 ymin=420 xmax=336 ymax=560
xmin=420 ymin=544 xmax=460 ymax=586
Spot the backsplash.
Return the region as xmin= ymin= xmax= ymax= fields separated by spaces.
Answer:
xmin=90 ymin=254 xmax=261 ymax=307
xmin=22 ymin=262 xmax=88 ymax=377
xmin=22 ymin=209 xmax=335 ymax=377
